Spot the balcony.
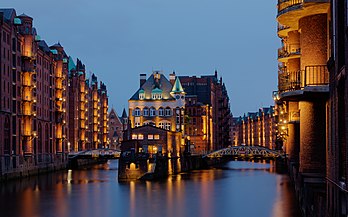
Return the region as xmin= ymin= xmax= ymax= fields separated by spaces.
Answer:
xmin=278 ymin=0 xmax=303 ymax=16
xmin=277 ymin=24 xmax=291 ymax=37
xmin=278 ymin=45 xmax=301 ymax=61
xmin=277 ymin=0 xmax=329 ymax=28
xmin=278 ymin=65 xmax=329 ymax=99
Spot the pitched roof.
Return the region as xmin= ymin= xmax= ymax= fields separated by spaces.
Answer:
xmin=171 ymin=77 xmax=184 ymax=94
xmin=0 ymin=9 xmax=16 ymax=21
xmin=68 ymin=56 xmax=76 ymax=72
xmin=121 ymin=108 xmax=127 ymax=118
xmin=129 ymin=73 xmax=175 ymax=100
xmin=18 ymin=13 xmax=32 ymax=19
xmin=38 ymin=40 xmax=51 ymax=53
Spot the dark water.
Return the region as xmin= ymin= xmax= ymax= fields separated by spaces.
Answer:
xmin=0 ymin=160 xmax=301 ymax=217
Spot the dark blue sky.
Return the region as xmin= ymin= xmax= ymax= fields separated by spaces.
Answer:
xmin=3 ymin=0 xmax=279 ymax=117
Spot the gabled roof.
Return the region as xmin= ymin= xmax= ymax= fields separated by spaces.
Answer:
xmin=68 ymin=56 xmax=76 ymax=72
xmin=109 ymin=108 xmax=122 ymax=126
xmin=52 ymin=42 xmax=62 ymax=48
xmin=18 ymin=13 xmax=32 ymax=19
xmin=38 ymin=40 xmax=51 ymax=53
xmin=129 ymin=73 xmax=175 ymax=100
xmin=0 ymin=9 xmax=16 ymax=22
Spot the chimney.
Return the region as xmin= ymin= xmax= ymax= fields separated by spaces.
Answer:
xmin=169 ymin=71 xmax=176 ymax=85
xmin=140 ymin=74 xmax=146 ymax=87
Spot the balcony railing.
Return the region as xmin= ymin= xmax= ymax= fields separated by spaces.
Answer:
xmin=278 ymin=65 xmax=328 ymax=93
xmin=278 ymin=44 xmax=301 ymax=59
xmin=277 ymin=24 xmax=290 ymax=33
xmin=278 ymin=0 xmax=304 ymax=15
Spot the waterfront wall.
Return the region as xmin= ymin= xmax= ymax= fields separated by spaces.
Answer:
xmin=118 ymin=154 xmax=205 ymax=181
xmin=0 ymin=155 xmax=67 ymax=182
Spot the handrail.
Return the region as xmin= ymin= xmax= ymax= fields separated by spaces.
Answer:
xmin=326 ymin=177 xmax=348 ymax=194
xmin=278 ymin=44 xmax=301 ymax=59
xmin=278 ymin=65 xmax=328 ymax=93
xmin=278 ymin=0 xmax=303 ymax=14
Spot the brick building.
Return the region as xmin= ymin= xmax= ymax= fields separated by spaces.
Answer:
xmin=232 ymin=107 xmax=276 ymax=149
xmin=121 ymin=125 xmax=182 ymax=157
xmin=179 ymin=71 xmax=232 ymax=152
xmin=108 ymin=108 xmax=124 ymax=150
xmin=274 ymin=0 xmax=330 ymax=215
xmin=68 ymin=60 xmax=109 ymax=151
xmin=0 ymin=9 xmax=109 ymax=179
xmin=326 ymin=0 xmax=348 ymax=215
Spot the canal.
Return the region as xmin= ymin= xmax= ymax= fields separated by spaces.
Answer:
xmin=0 ymin=160 xmax=301 ymax=217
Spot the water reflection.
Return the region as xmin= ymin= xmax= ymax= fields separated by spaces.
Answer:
xmin=0 ymin=160 xmax=300 ymax=217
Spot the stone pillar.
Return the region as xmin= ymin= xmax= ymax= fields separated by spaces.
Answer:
xmin=299 ymin=14 xmax=327 ymax=84
xmin=299 ymin=100 xmax=326 ymax=174
xmin=287 ymin=30 xmax=300 ymax=55
xmin=287 ymin=101 xmax=300 ymax=162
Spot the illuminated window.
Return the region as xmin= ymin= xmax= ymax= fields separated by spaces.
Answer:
xmin=165 ymin=107 xmax=171 ymax=116
xmin=143 ymin=107 xmax=149 ymax=116
xmin=154 ymin=134 xmax=160 ymax=140
xmin=132 ymin=134 xmax=137 ymax=139
xmin=135 ymin=122 xmax=141 ymax=127
xmin=138 ymin=134 xmax=144 ymax=140
xmin=150 ymin=107 xmax=156 ymax=116
xmin=134 ymin=108 xmax=141 ymax=116
xmin=148 ymin=134 xmax=154 ymax=140
xmin=159 ymin=122 xmax=164 ymax=129
xmin=159 ymin=107 xmax=164 ymax=116
xmin=165 ymin=123 xmax=171 ymax=131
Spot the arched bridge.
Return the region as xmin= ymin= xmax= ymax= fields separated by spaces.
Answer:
xmin=204 ymin=146 xmax=284 ymax=159
xmin=68 ymin=149 xmax=121 ymax=160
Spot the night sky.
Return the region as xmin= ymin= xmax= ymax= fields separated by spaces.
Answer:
xmin=2 ymin=0 xmax=279 ymax=117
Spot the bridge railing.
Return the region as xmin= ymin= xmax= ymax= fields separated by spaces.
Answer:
xmin=204 ymin=146 xmax=284 ymax=159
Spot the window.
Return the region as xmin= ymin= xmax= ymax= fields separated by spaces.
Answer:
xmin=150 ymin=107 xmax=156 ymax=116
xmin=143 ymin=107 xmax=149 ymax=116
xmin=159 ymin=122 xmax=164 ymax=129
xmin=165 ymin=123 xmax=171 ymax=130
xmin=152 ymin=93 xmax=162 ymax=99
xmin=154 ymin=134 xmax=160 ymax=140
xmin=148 ymin=134 xmax=154 ymax=140
xmin=135 ymin=122 xmax=141 ymax=127
xmin=159 ymin=107 xmax=164 ymax=116
xmin=165 ymin=107 xmax=171 ymax=116
xmin=139 ymin=93 xmax=145 ymax=100
xmin=138 ymin=134 xmax=144 ymax=140
xmin=132 ymin=134 xmax=137 ymax=140
xmin=134 ymin=108 xmax=141 ymax=116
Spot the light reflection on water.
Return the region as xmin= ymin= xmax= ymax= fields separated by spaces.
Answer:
xmin=0 ymin=160 xmax=300 ymax=217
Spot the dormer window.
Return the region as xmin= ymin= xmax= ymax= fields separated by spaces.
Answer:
xmin=152 ymin=93 xmax=162 ymax=99
xmin=139 ymin=89 xmax=145 ymax=100
xmin=152 ymin=88 xmax=163 ymax=100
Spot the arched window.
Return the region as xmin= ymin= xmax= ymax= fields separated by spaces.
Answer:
xmin=45 ymin=124 xmax=50 ymax=153
xmin=158 ymin=107 xmax=164 ymax=116
xmin=143 ymin=107 xmax=149 ymax=116
xmin=134 ymin=107 xmax=141 ymax=116
xmin=139 ymin=89 xmax=145 ymax=100
xmin=150 ymin=107 xmax=156 ymax=117
xmin=38 ymin=123 xmax=42 ymax=154
xmin=4 ymin=116 xmax=10 ymax=155
xmin=165 ymin=107 xmax=172 ymax=116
